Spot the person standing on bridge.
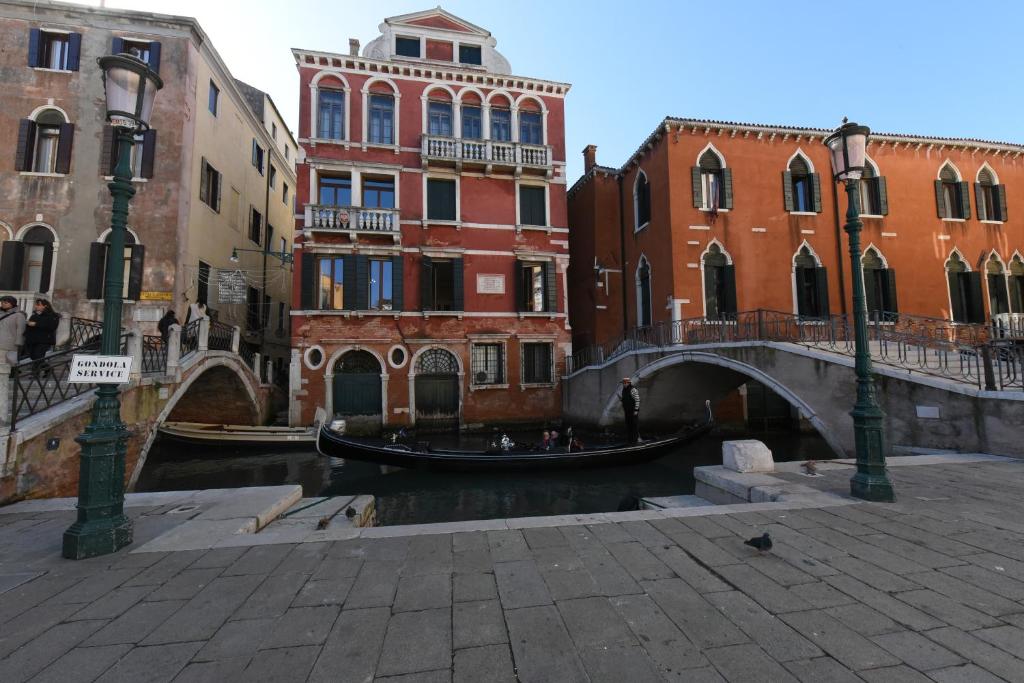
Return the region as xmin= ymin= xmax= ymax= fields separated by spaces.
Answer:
xmin=620 ymin=377 xmax=641 ymax=444
xmin=0 ymin=296 xmax=27 ymax=365
xmin=24 ymin=299 xmax=59 ymax=376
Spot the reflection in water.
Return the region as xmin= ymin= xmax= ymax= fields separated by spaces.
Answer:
xmin=136 ymin=430 xmax=834 ymax=526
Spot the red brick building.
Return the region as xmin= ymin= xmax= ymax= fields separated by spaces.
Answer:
xmin=569 ymin=118 xmax=1024 ymax=352
xmin=290 ymin=9 xmax=571 ymax=430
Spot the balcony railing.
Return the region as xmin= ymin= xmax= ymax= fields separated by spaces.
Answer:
xmin=305 ymin=205 xmax=401 ymax=243
xmin=421 ymin=135 xmax=552 ymax=172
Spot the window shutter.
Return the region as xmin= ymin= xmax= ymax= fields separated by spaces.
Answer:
xmin=877 ymin=177 xmax=889 ymax=216
xmin=453 ymin=257 xmax=464 ymax=311
xmin=958 ymin=181 xmax=971 ymax=220
xmin=28 ymin=28 xmax=41 ymax=67
xmin=702 ymin=265 xmax=716 ymax=316
xmin=147 ymin=41 xmax=161 ymax=74
xmin=391 ymin=254 xmax=404 ymax=311
xmin=514 ymin=262 xmax=524 ymax=312
xmin=966 ymin=271 xmax=984 ymax=323
xmin=342 ymin=254 xmax=357 ymax=310
xmin=721 ymin=168 xmax=734 ymax=209
xmin=300 ymin=252 xmax=314 ymax=309
xmin=691 ymin=166 xmax=702 ymax=208
xmin=723 ymin=264 xmax=737 ymax=315
xmin=215 ymin=169 xmax=222 ymax=211
xmin=141 ymin=129 xmax=157 ymax=178
xmin=782 ymin=171 xmax=794 ymax=212
xmin=544 ymin=262 xmax=558 ymax=313
xmin=811 ymin=173 xmax=822 ymax=213
xmin=0 ymin=242 xmax=26 ymax=290
xmin=67 ymin=33 xmax=82 ymax=71
xmin=997 ymin=184 xmax=1008 ymax=222
xmin=884 ymin=269 xmax=899 ymax=314
xmin=15 ymin=119 xmax=36 ymax=172
xmin=252 ymin=139 xmax=258 ymax=167
xmin=419 ymin=256 xmax=433 ymax=310
xmin=86 ymin=242 xmax=107 ymax=299
xmin=199 ymin=158 xmax=209 ymax=203
xmin=128 ymin=245 xmax=145 ymax=300
xmin=355 ymin=255 xmax=369 ymax=310
xmin=99 ymin=126 xmax=114 ymax=175
xmin=934 ymin=180 xmax=946 ymax=218
xmin=974 ymin=183 xmax=986 ymax=221
xmin=111 ymin=37 xmax=124 ymax=54
xmin=815 ymin=267 xmax=830 ymax=317
xmin=55 ymin=123 xmax=75 ymax=174
xmin=863 ymin=268 xmax=878 ymax=316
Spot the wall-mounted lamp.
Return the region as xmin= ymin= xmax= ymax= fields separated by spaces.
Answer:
xmin=229 ymin=246 xmax=293 ymax=265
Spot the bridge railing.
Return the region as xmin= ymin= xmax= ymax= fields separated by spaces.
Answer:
xmin=179 ymin=319 xmax=201 ymax=358
xmin=208 ymin=320 xmax=234 ymax=352
xmin=141 ymin=334 xmax=168 ymax=375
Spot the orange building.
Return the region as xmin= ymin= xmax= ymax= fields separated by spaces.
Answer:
xmin=569 ymin=118 xmax=1024 ymax=351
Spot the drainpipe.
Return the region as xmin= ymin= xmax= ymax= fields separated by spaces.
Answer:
xmin=261 ymin=138 xmax=272 ymax=370
xmin=617 ymin=174 xmax=629 ymax=336
xmin=831 ymin=178 xmax=848 ymax=315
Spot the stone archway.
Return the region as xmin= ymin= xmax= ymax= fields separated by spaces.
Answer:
xmin=332 ymin=350 xmax=383 ymax=417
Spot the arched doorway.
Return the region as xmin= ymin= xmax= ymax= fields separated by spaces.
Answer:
xmin=332 ymin=350 xmax=382 ymax=416
xmin=414 ymin=348 xmax=460 ymax=429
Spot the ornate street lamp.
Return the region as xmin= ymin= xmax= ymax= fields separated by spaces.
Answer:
xmin=823 ymin=119 xmax=895 ymax=502
xmin=63 ymin=53 xmax=163 ymax=559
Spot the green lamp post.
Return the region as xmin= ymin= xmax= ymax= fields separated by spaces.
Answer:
xmin=823 ymin=119 xmax=895 ymax=502
xmin=63 ymin=53 xmax=163 ymax=560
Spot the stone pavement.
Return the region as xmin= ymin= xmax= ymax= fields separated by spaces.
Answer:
xmin=3 ymin=457 xmax=1024 ymax=682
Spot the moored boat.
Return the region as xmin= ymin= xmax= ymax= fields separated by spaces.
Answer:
xmin=159 ymin=422 xmax=316 ymax=447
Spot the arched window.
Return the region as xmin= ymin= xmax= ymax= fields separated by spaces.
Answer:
xmin=692 ymin=148 xmax=732 ymax=211
xmin=363 ymin=80 xmax=398 ymax=146
xmin=702 ymin=243 xmax=736 ymax=319
xmin=784 ymin=154 xmax=819 ymax=213
xmin=859 ymin=159 xmax=888 ymax=216
xmin=946 ymin=252 xmax=983 ymax=323
xmin=518 ymin=98 xmax=543 ymax=145
xmin=794 ymin=245 xmax=829 ymax=319
xmin=317 ymin=89 xmax=345 ymax=140
xmin=986 ymin=254 xmax=1010 ymax=316
xmin=16 ymin=108 xmax=74 ymax=174
xmin=636 ymin=256 xmax=652 ymax=327
xmin=976 ymin=167 xmax=1006 ymax=222
xmin=1009 ymin=255 xmax=1024 ymax=314
xmin=937 ymin=164 xmax=969 ymax=220
xmin=489 ymin=94 xmax=512 ymax=142
xmin=460 ymin=91 xmax=483 ymax=140
xmin=861 ymin=247 xmax=898 ymax=317
xmin=87 ymin=231 xmax=144 ymax=301
xmin=634 ymin=171 xmax=651 ymax=230
xmin=426 ymin=89 xmax=453 ymax=137
xmin=0 ymin=225 xmax=56 ymax=294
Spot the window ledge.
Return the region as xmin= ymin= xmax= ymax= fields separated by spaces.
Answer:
xmin=634 ymin=221 xmax=650 ymax=233
xmin=941 ymin=218 xmax=967 ymax=223
xmin=516 ymin=224 xmax=552 ymax=234
xmin=422 ymin=219 xmax=462 ymax=229
xmin=980 ymin=220 xmax=1004 ymax=225
xmin=308 ymin=137 xmax=350 ymax=147
xmin=789 ymin=211 xmax=818 ymax=216
xmin=517 ymin=312 xmax=558 ymax=320
xmin=519 ymin=382 xmax=556 ymax=390
xmin=699 ymin=208 xmax=729 ymax=213
xmin=102 ymin=176 xmax=149 ymax=183
xmin=31 ymin=67 xmax=74 ymax=74
xmin=470 ymin=383 xmax=509 ymax=391
xmin=362 ymin=142 xmax=400 ymax=154
xmin=859 ymin=214 xmax=884 ymax=219
xmin=423 ymin=311 xmax=464 ymax=319
xmin=19 ymin=171 xmax=67 ymax=178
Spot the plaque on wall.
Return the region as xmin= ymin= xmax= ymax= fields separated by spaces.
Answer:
xmin=139 ymin=291 xmax=173 ymax=301
xmin=476 ymin=274 xmax=505 ymax=294
xmin=217 ymin=270 xmax=248 ymax=304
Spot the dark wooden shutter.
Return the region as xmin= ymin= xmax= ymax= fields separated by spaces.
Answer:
xmin=215 ymin=168 xmax=222 ymax=211
xmin=877 ymin=177 xmax=889 ymax=216
xmin=975 ymin=183 xmax=986 ymax=221
xmin=300 ymin=252 xmax=314 ymax=309
xmin=67 ymin=33 xmax=82 ymax=71
xmin=0 ymin=242 xmax=26 ymax=290
xmin=35 ymin=244 xmax=53 ymax=293
xmin=934 ymin=180 xmax=946 ymax=218
xmin=948 ymin=273 xmax=965 ymax=322
xmin=140 ymin=129 xmax=157 ymax=179
xmin=100 ymin=126 xmax=114 ymax=175
xmin=544 ymin=262 xmax=557 ymax=313
xmin=28 ymin=28 xmax=41 ymax=67
xmin=55 ymin=123 xmax=74 ymax=174
xmin=251 ymin=139 xmax=258 ymax=168
xmin=86 ymin=242 xmax=107 ymax=299
xmin=815 ymin=267 xmax=830 ymax=317
xmin=703 ymin=265 xmax=716 ymax=316
xmin=147 ymin=41 xmax=161 ymax=73
xmin=391 ymin=254 xmax=404 ymax=311
xmin=419 ymin=256 xmax=433 ymax=310
xmin=721 ymin=168 xmax=734 ymax=209
xmin=691 ymin=166 xmax=702 ymax=208
xmin=782 ymin=171 xmax=794 ymax=211
xmin=997 ymin=185 xmax=1008 ymax=221
xmin=885 ymin=269 xmax=899 ymax=314
xmin=966 ymin=271 xmax=984 ymax=323
xmin=514 ymin=262 xmax=524 ymax=312
xmin=959 ymin=181 xmax=971 ymax=220
xmin=863 ymin=269 xmax=878 ymax=315
xmin=111 ymin=37 xmax=124 ymax=54
xmin=199 ymin=158 xmax=208 ymax=203
xmin=723 ymin=264 xmax=737 ymax=314
xmin=342 ymin=254 xmax=357 ymax=310
xmin=128 ymin=245 xmax=145 ymax=300
xmin=453 ymin=257 xmax=464 ymax=311
xmin=355 ymin=255 xmax=369 ymax=310
xmin=811 ymin=173 xmax=822 ymax=213
xmin=15 ymin=119 xmax=36 ymax=172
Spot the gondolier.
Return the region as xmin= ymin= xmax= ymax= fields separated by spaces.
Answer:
xmin=621 ymin=377 xmax=641 ymax=443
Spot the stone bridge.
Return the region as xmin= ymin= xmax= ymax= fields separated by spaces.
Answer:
xmin=0 ymin=318 xmax=280 ymax=504
xmin=563 ymin=339 xmax=1024 ymax=459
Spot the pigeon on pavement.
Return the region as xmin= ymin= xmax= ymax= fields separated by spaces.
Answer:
xmin=744 ymin=532 xmax=772 ymax=553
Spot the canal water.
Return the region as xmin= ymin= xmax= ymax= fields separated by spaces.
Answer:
xmin=135 ymin=429 xmax=835 ymax=526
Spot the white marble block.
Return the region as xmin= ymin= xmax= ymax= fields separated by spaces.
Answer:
xmin=722 ymin=440 xmax=774 ymax=473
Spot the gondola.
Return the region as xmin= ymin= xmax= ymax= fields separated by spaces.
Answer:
xmin=316 ymin=401 xmax=714 ymax=472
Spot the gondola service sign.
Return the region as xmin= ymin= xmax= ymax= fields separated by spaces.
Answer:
xmin=68 ymin=355 xmax=133 ymax=384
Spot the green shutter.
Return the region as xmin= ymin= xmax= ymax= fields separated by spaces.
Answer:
xmin=723 ymin=264 xmax=737 ymax=315
xmin=419 ymin=256 xmax=433 ymax=310
xmin=544 ymin=262 xmax=558 ymax=313
xmin=0 ymin=242 xmax=26 ymax=291
xmin=55 ymin=123 xmax=74 ymax=174
xmin=811 ymin=173 xmax=822 ymax=213
xmin=884 ymin=269 xmax=899 ymax=314
xmin=863 ymin=268 xmax=879 ymax=316
xmin=703 ymin=265 xmax=717 ymax=317
xmin=391 ymin=254 xmax=404 ymax=311
xmin=300 ymin=252 xmax=315 ymax=309
xmin=795 ymin=267 xmax=808 ymax=316
xmin=453 ymin=257 xmax=464 ymax=311
xmin=127 ymin=245 xmax=145 ymax=300
xmin=815 ymin=267 xmax=830 ymax=317
xmin=342 ymin=254 xmax=357 ymax=310
xmin=355 ymin=255 xmax=369 ymax=310
xmin=782 ymin=171 xmax=794 ymax=212
xmin=691 ymin=166 xmax=702 ymax=208
xmin=199 ymin=158 xmax=208 ymax=203
xmin=959 ymin=181 xmax=971 ymax=220
xmin=966 ymin=271 xmax=984 ymax=323
xmin=934 ymin=180 xmax=946 ymax=218
xmin=722 ymin=168 xmax=734 ymax=210
xmin=1009 ymin=275 xmax=1024 ymax=314
xmin=948 ymin=272 xmax=966 ymax=322
xmin=877 ymin=177 xmax=889 ymax=216
xmin=975 ymin=183 xmax=986 ymax=221
xmin=997 ymin=184 xmax=1008 ymax=221
xmin=86 ymin=242 xmax=106 ymax=299
xmin=514 ymin=262 xmax=524 ymax=312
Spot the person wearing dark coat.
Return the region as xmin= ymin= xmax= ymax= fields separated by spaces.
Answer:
xmin=620 ymin=377 xmax=641 ymax=444
xmin=24 ymin=299 xmax=60 ymax=375
xmin=158 ymin=309 xmax=180 ymax=343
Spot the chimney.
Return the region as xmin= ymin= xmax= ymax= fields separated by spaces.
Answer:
xmin=349 ymin=38 xmax=360 ymax=56
xmin=583 ymin=144 xmax=598 ymax=172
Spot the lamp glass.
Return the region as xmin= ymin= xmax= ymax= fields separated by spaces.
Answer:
xmin=99 ymin=54 xmax=163 ymax=129
xmin=825 ymin=121 xmax=870 ymax=181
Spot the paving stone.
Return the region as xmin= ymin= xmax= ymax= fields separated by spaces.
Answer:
xmin=783 ymin=656 xmax=863 ymax=683
xmin=453 ymin=572 xmax=497 ymax=603
xmin=311 ymin=557 xmax=363 ymax=581
xmin=94 ymin=641 xmax=203 ymax=683
xmin=486 ymin=530 xmax=531 ymax=562
xmin=143 ymin=567 xmax=223 ymax=603
xmin=641 ymin=578 xmax=747 ymax=650
xmin=577 ymin=643 xmax=664 ymax=683
xmin=310 ymin=606 xmax=390 ymax=683
xmin=493 ymin=560 xmax=552 ymax=609
xmin=273 ymin=542 xmax=330 ymax=575
xmin=221 ymin=544 xmax=294 ymax=576
xmin=942 ymin=563 xmax=1024 ymax=600
xmin=0 ymin=575 xmax=81 ymax=624
xmin=577 ymin=547 xmax=642 ymax=597
xmin=0 ymin=601 xmax=82 ymax=658
xmin=649 ymin=519 xmax=744 ymax=566
xmin=857 ymin=665 xmax=934 ymax=682
xmin=894 ymin=589 xmax=1001 ymax=630
xmin=706 ymin=590 xmax=822 ymax=662
xmin=243 ymin=645 xmax=320 ymax=682
xmin=703 ymin=642 xmax=800 ymax=683
xmin=974 ymin=625 xmax=1024 ymax=660
xmin=779 ymin=609 xmax=901 ymax=671
xmin=824 ymin=603 xmax=902 ymax=636
xmin=761 ymin=524 xmax=849 ymax=562
xmin=188 ymin=546 xmax=248 ymax=569
xmin=194 ymin=617 xmax=273 ymax=662
xmin=142 ymin=574 xmax=264 ymax=644
xmin=798 ymin=508 xmax=875 ymax=536
xmin=46 ymin=567 xmax=141 ymax=605
xmin=746 ymin=554 xmax=819 ymax=587
xmin=232 ymin=571 xmax=310 ymax=619
xmin=789 ymin=581 xmax=855 ymax=609
xmin=293 ymin=577 xmax=354 ymax=607
xmin=504 ymin=605 xmax=588 ymax=683
xmin=261 ymin=605 xmax=340 ymax=649
xmin=123 ymin=550 xmax=206 ymax=586
xmin=83 ymin=599 xmax=186 ymax=646
xmin=822 ymin=575 xmax=945 ymax=631
xmin=867 ymin=519 xmax=980 ymax=556
xmin=376 ymin=607 xmax=451 ymax=678
xmin=962 ymin=552 xmax=1024 ymax=584
xmin=29 ymin=643 xmax=132 ymax=683
xmin=539 ymin=562 xmax=601 ymax=601
xmin=870 ymin=630 xmax=965 ymax=670
xmin=619 ymin=520 xmax=673 ymax=548
xmin=803 ymin=527 xmax=932 ymax=575
xmin=826 ymin=556 xmax=919 ymax=592
xmin=403 ymin=535 xmax=453 ymax=576
xmin=609 ymin=593 xmax=708 ymax=674
xmin=452 ymin=531 xmax=488 ymax=553
xmin=344 ymin=560 xmax=401 ymax=609
xmin=171 ymin=657 xmax=250 ymax=683
xmin=394 ymin=572 xmax=452 ymax=612
xmin=716 ymin=564 xmax=815 ymax=614
xmin=523 ymin=526 xmax=569 ymax=549
xmin=453 ymin=547 xmax=492 ymax=574
xmin=560 ymin=525 xmax=605 ymax=550
xmin=557 ymin=596 xmax=638 ymax=649
xmin=905 ymin=569 xmax=1022 ymax=616
xmin=604 ymin=541 xmax=675 ymax=581
xmin=453 ymin=599 xmax=507 ymax=650
xmin=453 ymin=643 xmax=515 ymax=683
xmin=927 ymin=663 xmax=1009 ymax=683
xmin=585 ymin=522 xmax=634 ymax=545
xmin=650 ymin=545 xmax=732 ymax=593
xmin=0 ymin=619 xmax=106 ymax=683
xmin=376 ymin=670 xmax=451 ymax=683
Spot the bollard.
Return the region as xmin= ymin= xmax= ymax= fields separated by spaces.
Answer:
xmin=231 ymin=326 xmax=241 ymax=353
xmin=165 ymin=324 xmax=182 ymax=379
xmin=198 ymin=317 xmax=210 ymax=352
xmin=127 ymin=329 xmax=143 ymax=380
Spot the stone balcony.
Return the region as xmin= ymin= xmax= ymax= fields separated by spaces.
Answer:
xmin=421 ymin=135 xmax=553 ymax=177
xmin=304 ymin=205 xmax=401 ymax=243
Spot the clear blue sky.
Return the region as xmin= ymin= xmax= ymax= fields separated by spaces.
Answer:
xmin=91 ymin=0 xmax=1024 ymax=181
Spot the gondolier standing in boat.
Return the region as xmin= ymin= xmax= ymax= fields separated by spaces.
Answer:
xmin=621 ymin=377 xmax=641 ymax=443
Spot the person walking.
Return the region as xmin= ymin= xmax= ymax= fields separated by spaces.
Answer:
xmin=620 ymin=377 xmax=641 ymax=444
xmin=0 ymin=296 xmax=27 ymax=365
xmin=24 ymin=298 xmax=59 ymax=375
xmin=157 ymin=309 xmax=179 ymax=344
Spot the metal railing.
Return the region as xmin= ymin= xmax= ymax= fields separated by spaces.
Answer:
xmin=66 ymin=317 xmax=105 ymax=350
xmin=180 ymin=319 xmax=201 ymax=359
xmin=208 ymin=320 xmax=234 ymax=352
xmin=141 ymin=334 xmax=167 ymax=375
xmin=239 ymin=339 xmax=257 ymax=369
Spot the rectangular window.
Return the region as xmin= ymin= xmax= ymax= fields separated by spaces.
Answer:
xmin=430 ymin=259 xmax=455 ymax=311
xmin=282 ymin=182 xmax=289 ymax=205
xmin=318 ymin=256 xmax=344 ymax=310
xmin=369 ymin=258 xmax=393 ymax=311
xmin=271 ymin=122 xmax=277 ymax=140
xmin=519 ymin=111 xmax=542 ymax=145
xmin=362 ymin=177 xmax=395 ymax=208
xmin=246 ymin=287 xmax=260 ymax=331
xmin=317 ymin=90 xmax=344 ymax=139
xmin=319 ymin=176 xmax=352 ymax=206
xmin=200 ymin=160 xmax=221 ymax=212
xmin=471 ymin=343 xmax=504 ymax=385
xmin=279 ymin=237 xmax=287 ymax=256
xmin=462 ymin=106 xmax=482 ymax=140
xmin=427 ymin=178 xmax=456 ymax=221
xmin=979 ymin=184 xmax=998 ymax=221
xmin=252 ymin=140 xmax=265 ymax=175
xmin=458 ymin=44 xmax=482 ymax=65
xmin=123 ymin=40 xmax=151 ymax=64
xmin=249 ymin=207 xmax=262 ymax=244
xmin=490 ymin=109 xmax=511 ymax=142
xmin=32 ymin=124 xmax=60 ymax=173
xmin=395 ymin=36 xmax=420 ymax=58
xmin=197 ymin=261 xmax=210 ymax=305
xmin=792 ymin=175 xmax=813 ymax=212
xmin=42 ymin=31 xmax=70 ymax=70
xmin=522 ymin=342 xmax=553 ymax=384
xmin=519 ymin=185 xmax=546 ymax=226
xmin=520 ymin=263 xmax=546 ymax=312
xmin=269 ymin=165 xmax=277 ymax=189
xmin=701 ymin=171 xmax=722 ymax=210
xmin=277 ymin=302 xmax=285 ymax=332
xmin=368 ymin=94 xmax=394 ymax=144
xmin=208 ymin=81 xmax=219 ymax=115
xmin=428 ymin=101 xmax=453 ymax=137
xmin=859 ymin=177 xmax=881 ymax=216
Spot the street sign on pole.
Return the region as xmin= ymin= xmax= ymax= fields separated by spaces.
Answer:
xmin=68 ymin=355 xmax=133 ymax=384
